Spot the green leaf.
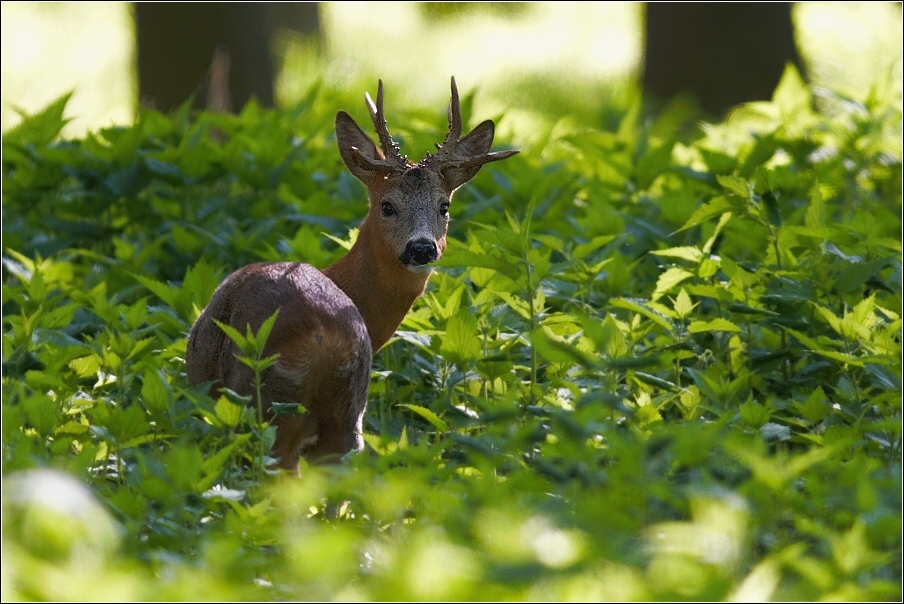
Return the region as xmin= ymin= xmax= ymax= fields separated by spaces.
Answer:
xmin=805 ymin=185 xmax=827 ymax=227
xmin=760 ymin=422 xmax=790 ymax=442
xmin=727 ymin=303 xmax=780 ymax=317
xmin=702 ymin=211 xmax=733 ymax=255
xmin=496 ymin=291 xmax=532 ymax=321
xmin=650 ymin=246 xmax=703 ymax=263
xmin=698 ymin=147 xmax=737 ymax=175
xmin=796 ymin=387 xmax=830 ymax=424
xmin=236 ymin=353 xmax=280 ymax=372
xmin=717 ymin=175 xmax=751 ymax=199
xmin=636 ymin=138 xmax=675 ymax=189
xmin=70 ymin=355 xmax=100 ymax=379
xmin=581 ymin=314 xmax=630 ymax=360
xmin=271 ymin=402 xmax=306 ymax=417
xmin=530 ymin=327 xmax=598 ymax=368
xmin=398 ymin=404 xmax=449 ymax=432
xmin=573 ymin=235 xmax=616 ymax=260
xmin=440 ymin=310 xmax=481 ymax=366
xmin=362 ymin=433 xmax=394 ymax=456
xmin=250 ymin=309 xmax=280 ymax=352
xmin=772 ymin=63 xmax=811 ymax=116
xmin=5 ymin=92 xmax=72 ymax=145
xmin=22 ymin=393 xmax=61 ymax=438
xmin=633 ymin=371 xmax=678 ymax=392
xmin=653 ymin=267 xmax=695 ymax=300
xmin=783 ymin=327 xmax=866 ymax=367
xmin=423 ymin=284 xmax=465 ymax=321
xmin=671 ymin=289 xmax=697 ymax=320
xmin=761 ymin=191 xmax=783 ymax=227
xmin=133 ymin=274 xmax=179 ymax=308
xmin=720 ymin=256 xmax=758 ymax=289
xmin=213 ymin=318 xmax=249 ymax=350
xmin=834 ymin=257 xmax=889 ymax=294
xmin=610 ymin=298 xmax=675 ymax=335
xmin=812 ymin=305 xmax=862 ymax=341
xmin=214 ymin=396 xmax=245 ymax=428
xmin=197 ymin=434 xmax=253 ymax=491
xmin=437 ymin=246 xmax=522 ymax=282
xmin=101 ymin=403 xmax=150 ymax=445
xmin=183 ymin=258 xmax=221 ymax=309
xmin=127 ymin=337 xmax=156 ymax=361
xmin=141 ymin=370 xmax=170 ymax=414
xmin=165 ymin=445 xmax=204 ymax=491
xmin=673 ymin=199 xmax=735 ymax=234
xmin=687 ymin=318 xmax=742 ymax=333
xmin=740 ymin=399 xmax=770 ymax=428
xmin=172 ymin=224 xmax=202 ymax=254
xmin=40 ymin=304 xmax=77 ymax=329
xmin=323 ymin=228 xmax=358 ymax=252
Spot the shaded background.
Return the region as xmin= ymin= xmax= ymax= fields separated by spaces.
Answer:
xmin=2 ymin=2 xmax=902 ymax=138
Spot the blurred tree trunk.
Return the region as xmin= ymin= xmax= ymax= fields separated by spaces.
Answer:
xmin=642 ymin=3 xmax=803 ymax=115
xmin=135 ymin=3 xmax=319 ymax=113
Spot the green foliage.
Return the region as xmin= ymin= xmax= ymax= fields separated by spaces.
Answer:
xmin=213 ymin=309 xmax=282 ymax=481
xmin=3 ymin=68 xmax=901 ymax=600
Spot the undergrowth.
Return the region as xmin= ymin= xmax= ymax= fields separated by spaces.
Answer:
xmin=2 ymin=67 xmax=901 ymax=600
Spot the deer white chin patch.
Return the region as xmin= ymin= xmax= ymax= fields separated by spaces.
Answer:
xmin=406 ymin=264 xmax=435 ymax=275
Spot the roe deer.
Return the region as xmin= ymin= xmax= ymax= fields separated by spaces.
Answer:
xmin=186 ymin=78 xmax=518 ymax=471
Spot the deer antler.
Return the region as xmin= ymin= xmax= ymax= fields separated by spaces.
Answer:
xmin=421 ymin=77 xmax=519 ymax=187
xmin=440 ymin=76 xmax=463 ymax=151
xmin=426 ymin=76 xmax=466 ymax=167
xmin=365 ymin=80 xmax=409 ymax=170
xmin=339 ymin=77 xmax=517 ymax=186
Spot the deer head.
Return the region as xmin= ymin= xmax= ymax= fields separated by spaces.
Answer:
xmin=334 ymin=77 xmax=518 ymax=274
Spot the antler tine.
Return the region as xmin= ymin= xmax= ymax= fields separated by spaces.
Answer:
xmin=446 ymin=76 xmax=462 ymax=143
xmin=420 ymin=76 xmax=519 ymax=176
xmin=365 ymin=80 xmax=406 ymax=167
xmin=430 ymin=76 xmax=464 ymax=163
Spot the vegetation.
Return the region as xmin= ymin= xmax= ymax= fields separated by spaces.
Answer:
xmin=2 ymin=67 xmax=901 ymax=600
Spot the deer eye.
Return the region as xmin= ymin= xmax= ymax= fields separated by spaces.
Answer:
xmin=381 ymin=202 xmax=395 ymax=217
xmin=439 ymin=202 xmax=450 ymax=216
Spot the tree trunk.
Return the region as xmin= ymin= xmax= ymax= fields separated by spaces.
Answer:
xmin=135 ymin=3 xmax=320 ymax=113
xmin=643 ymin=3 xmax=803 ymax=115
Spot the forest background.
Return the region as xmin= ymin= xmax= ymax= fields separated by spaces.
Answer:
xmin=2 ymin=3 xmax=902 ymax=600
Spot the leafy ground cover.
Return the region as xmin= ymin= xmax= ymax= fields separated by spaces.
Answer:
xmin=2 ymin=68 xmax=901 ymax=600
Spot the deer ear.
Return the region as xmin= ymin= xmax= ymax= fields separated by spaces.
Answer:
xmin=440 ymin=120 xmax=507 ymax=193
xmin=455 ymin=120 xmax=496 ymax=157
xmin=336 ymin=111 xmax=385 ymax=184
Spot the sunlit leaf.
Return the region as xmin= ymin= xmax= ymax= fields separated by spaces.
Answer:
xmin=440 ymin=310 xmax=481 ymax=366
xmin=398 ymin=404 xmax=449 ymax=432
xmin=653 ymin=267 xmax=695 ymax=300
xmin=687 ymin=318 xmax=742 ymax=333
xmin=671 ymin=289 xmax=697 ymax=319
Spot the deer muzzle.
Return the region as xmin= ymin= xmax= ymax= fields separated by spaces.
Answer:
xmin=400 ymin=238 xmax=438 ymax=269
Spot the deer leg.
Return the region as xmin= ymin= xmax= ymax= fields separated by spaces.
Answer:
xmin=271 ymin=413 xmax=320 ymax=472
xmin=300 ymin=350 xmax=370 ymax=464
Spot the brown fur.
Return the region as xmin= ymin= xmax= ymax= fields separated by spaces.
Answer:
xmin=186 ymin=263 xmax=371 ymax=468
xmin=185 ymin=79 xmax=518 ymax=471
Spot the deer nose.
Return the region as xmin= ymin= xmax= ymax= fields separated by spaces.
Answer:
xmin=400 ymin=238 xmax=438 ymax=266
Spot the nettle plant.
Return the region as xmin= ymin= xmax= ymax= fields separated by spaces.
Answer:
xmin=2 ymin=67 xmax=901 ymax=600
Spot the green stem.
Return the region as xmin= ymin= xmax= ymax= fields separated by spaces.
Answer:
xmin=253 ymin=359 xmax=265 ymax=482
xmin=771 ymin=228 xmax=783 ymax=272
xmin=116 ymin=443 xmax=124 ymax=485
xmin=526 ymin=260 xmax=537 ymax=407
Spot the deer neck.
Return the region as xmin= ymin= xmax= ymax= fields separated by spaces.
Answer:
xmin=322 ymin=218 xmax=430 ymax=352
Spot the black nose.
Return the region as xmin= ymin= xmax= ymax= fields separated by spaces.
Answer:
xmin=400 ymin=239 xmax=438 ymax=266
